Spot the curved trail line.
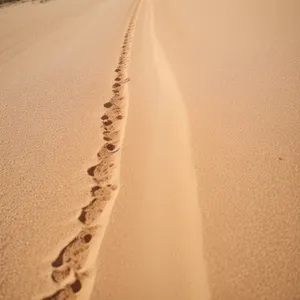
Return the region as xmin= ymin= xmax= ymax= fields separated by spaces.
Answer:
xmin=42 ymin=1 xmax=141 ymax=299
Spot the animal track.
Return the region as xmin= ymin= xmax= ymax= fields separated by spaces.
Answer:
xmin=42 ymin=1 xmax=141 ymax=299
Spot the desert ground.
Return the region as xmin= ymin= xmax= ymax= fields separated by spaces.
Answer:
xmin=0 ymin=0 xmax=300 ymax=299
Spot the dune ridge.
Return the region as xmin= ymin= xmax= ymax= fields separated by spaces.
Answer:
xmin=87 ymin=1 xmax=211 ymax=299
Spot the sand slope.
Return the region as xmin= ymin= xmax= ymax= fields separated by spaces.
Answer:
xmin=1 ymin=0 xmax=300 ymax=299
xmin=0 ymin=0 xmax=137 ymax=299
xmin=150 ymin=1 xmax=300 ymax=299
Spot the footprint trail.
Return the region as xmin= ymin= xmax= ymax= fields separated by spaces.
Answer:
xmin=42 ymin=1 xmax=141 ymax=299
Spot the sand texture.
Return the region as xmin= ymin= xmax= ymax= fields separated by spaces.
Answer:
xmin=0 ymin=0 xmax=300 ymax=299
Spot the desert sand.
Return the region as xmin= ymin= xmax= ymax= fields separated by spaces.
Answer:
xmin=0 ymin=0 xmax=299 ymax=299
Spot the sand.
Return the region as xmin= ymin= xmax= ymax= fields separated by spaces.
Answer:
xmin=0 ymin=0 xmax=299 ymax=299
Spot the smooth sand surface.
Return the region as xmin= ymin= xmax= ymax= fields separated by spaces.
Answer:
xmin=0 ymin=0 xmax=300 ymax=299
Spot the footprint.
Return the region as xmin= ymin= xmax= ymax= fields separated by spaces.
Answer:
xmin=115 ymin=78 xmax=130 ymax=87
xmin=116 ymin=61 xmax=128 ymax=69
xmin=51 ymin=266 xmax=71 ymax=284
xmin=110 ymin=95 xmax=124 ymax=107
xmin=97 ymin=145 xmax=111 ymax=159
xmin=87 ymin=160 xmax=115 ymax=184
xmin=78 ymin=185 xmax=116 ymax=225
xmin=43 ymin=287 xmax=75 ymax=300
xmin=103 ymin=102 xmax=113 ymax=108
xmin=103 ymin=102 xmax=123 ymax=114
xmin=103 ymin=130 xmax=120 ymax=143
xmin=91 ymin=185 xmax=114 ymax=198
xmin=105 ymin=104 xmax=123 ymax=117
xmin=106 ymin=143 xmax=117 ymax=151
xmin=104 ymin=115 xmax=123 ymax=125
xmin=102 ymin=117 xmax=123 ymax=132
xmin=102 ymin=119 xmax=113 ymax=126
xmin=118 ymin=56 xmax=128 ymax=64
xmin=112 ymin=87 xmax=124 ymax=96
xmin=97 ymin=143 xmax=120 ymax=159
xmin=78 ymin=198 xmax=108 ymax=226
xmin=103 ymin=124 xmax=117 ymax=133
xmin=112 ymin=82 xmax=121 ymax=89
xmin=51 ymin=227 xmax=97 ymax=270
xmin=44 ymin=277 xmax=82 ymax=300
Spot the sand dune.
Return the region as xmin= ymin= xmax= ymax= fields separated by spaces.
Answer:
xmin=0 ymin=0 xmax=300 ymax=299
